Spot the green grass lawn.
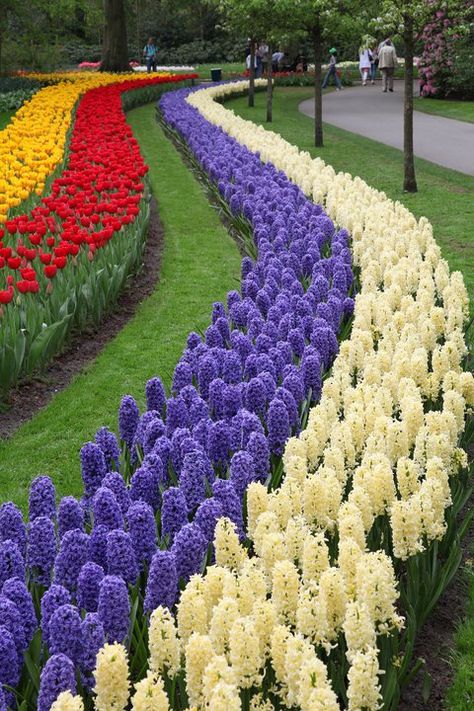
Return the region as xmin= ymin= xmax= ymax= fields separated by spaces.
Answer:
xmin=414 ymin=96 xmax=474 ymax=123
xmin=225 ymin=87 xmax=474 ymax=320
xmin=0 ymin=111 xmax=13 ymax=130
xmin=0 ymin=103 xmax=241 ymax=512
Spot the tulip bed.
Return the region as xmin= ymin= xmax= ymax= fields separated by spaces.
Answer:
xmin=0 ymin=79 xmax=471 ymax=711
xmin=0 ymin=73 xmax=195 ymax=396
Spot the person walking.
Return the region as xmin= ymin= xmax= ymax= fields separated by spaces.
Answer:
xmin=369 ymin=44 xmax=378 ymax=84
xmin=258 ymin=42 xmax=270 ymax=77
xmin=359 ymin=44 xmax=372 ymax=86
xmin=378 ymin=38 xmax=397 ymax=92
xmin=143 ymin=37 xmax=157 ymax=74
xmin=322 ymin=48 xmax=342 ymax=90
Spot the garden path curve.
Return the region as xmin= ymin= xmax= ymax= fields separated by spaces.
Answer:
xmin=299 ymin=82 xmax=474 ymax=176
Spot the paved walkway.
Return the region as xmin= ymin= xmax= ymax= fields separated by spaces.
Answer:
xmin=299 ymin=82 xmax=474 ymax=175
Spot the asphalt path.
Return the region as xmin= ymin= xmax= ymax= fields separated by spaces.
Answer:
xmin=299 ymin=82 xmax=474 ymax=175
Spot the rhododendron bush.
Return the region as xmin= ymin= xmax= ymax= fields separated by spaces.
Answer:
xmin=418 ymin=1 xmax=474 ymax=98
xmin=0 ymin=73 xmax=195 ymax=396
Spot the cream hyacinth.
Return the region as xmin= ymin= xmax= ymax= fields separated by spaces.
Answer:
xmin=94 ymin=643 xmax=130 ymax=711
xmin=131 ymin=672 xmax=170 ymax=711
xmin=50 ymin=692 xmax=84 ymax=711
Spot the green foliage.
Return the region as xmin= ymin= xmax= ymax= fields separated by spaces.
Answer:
xmin=156 ymin=37 xmax=245 ymax=65
xmin=0 ymin=88 xmax=38 ymax=112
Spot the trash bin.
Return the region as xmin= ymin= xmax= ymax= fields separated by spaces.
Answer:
xmin=211 ymin=68 xmax=222 ymax=82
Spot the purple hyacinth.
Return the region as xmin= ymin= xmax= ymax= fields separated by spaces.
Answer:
xmin=161 ymin=487 xmax=188 ymax=543
xmin=29 ymin=475 xmax=56 ymax=521
xmin=179 ymin=454 xmax=209 ymax=512
xmin=194 ymin=497 xmax=224 ymax=544
xmin=129 ymin=464 xmax=161 ymax=512
xmin=37 ymin=654 xmax=76 ymax=711
xmin=207 ymin=420 xmax=231 ymax=469
xmin=282 ymin=370 xmax=305 ymax=405
xmin=165 ymin=397 xmax=190 ymax=438
xmin=246 ymin=431 xmax=270 ymax=483
xmin=222 ymin=350 xmax=242 ymax=385
xmin=48 ymin=604 xmax=83 ymax=663
xmin=80 ymin=613 xmax=105 ymax=689
xmin=58 ymin=496 xmax=84 ymax=539
xmin=102 ymin=471 xmax=131 ymax=515
xmin=143 ymin=452 xmax=168 ymax=488
xmin=198 ymin=354 xmax=218 ymax=399
xmin=0 ymin=540 xmax=25 ymax=588
xmin=118 ymin=394 xmax=140 ymax=449
xmin=97 ymin=575 xmax=130 ymax=642
xmin=106 ymin=530 xmax=139 ymax=585
xmin=0 ymin=503 xmax=26 ymax=557
xmin=95 ymin=427 xmax=121 ymax=471
xmin=88 ymin=524 xmax=108 ymax=571
xmin=77 ymin=562 xmax=104 ymax=612
xmin=212 ymin=479 xmax=244 ymax=536
xmin=27 ymin=515 xmax=57 ymax=585
xmin=246 ymin=376 xmax=266 ymax=414
xmin=229 ymin=451 xmax=256 ymax=499
xmin=2 ymin=577 xmax=37 ymax=644
xmin=144 ymin=550 xmax=178 ymax=612
xmin=171 ymin=523 xmax=208 ymax=583
xmin=53 ymin=529 xmax=89 ymax=591
xmin=0 ymin=595 xmax=26 ymax=657
xmin=189 ymin=396 xmax=209 ymax=425
xmin=92 ymin=487 xmax=124 ymax=530
xmin=143 ymin=419 xmax=166 ymax=455
xmin=267 ymin=397 xmax=291 ymax=456
xmin=145 ymin=377 xmax=166 ymax=414
xmin=0 ymin=682 xmax=7 ymax=711
xmin=133 ymin=411 xmax=161 ymax=453
xmin=0 ymin=626 xmax=19 ymax=706
xmin=40 ymin=584 xmax=71 ymax=648
xmin=302 ymin=354 xmax=322 ymax=401
xmin=172 ymin=361 xmax=193 ymax=394
xmin=209 ymin=378 xmax=226 ymax=420
xmin=275 ymin=386 xmax=299 ymax=428
xmin=231 ymin=409 xmax=264 ymax=451
xmin=127 ymin=502 xmax=157 ymax=568
xmin=80 ymin=442 xmax=107 ymax=499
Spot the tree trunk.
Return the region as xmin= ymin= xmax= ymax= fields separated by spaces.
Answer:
xmin=248 ymin=38 xmax=256 ymax=107
xmin=266 ymin=42 xmax=273 ymax=122
xmin=313 ymin=22 xmax=323 ymax=147
xmin=101 ymin=0 xmax=129 ymax=72
xmin=403 ymin=14 xmax=417 ymax=192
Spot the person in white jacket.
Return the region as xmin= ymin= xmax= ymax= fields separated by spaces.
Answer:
xmin=359 ymin=45 xmax=372 ymax=86
xmin=378 ymin=38 xmax=398 ymax=92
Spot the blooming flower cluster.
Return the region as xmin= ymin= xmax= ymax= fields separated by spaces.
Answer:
xmin=0 ymin=72 xmax=171 ymax=223
xmin=103 ymin=80 xmax=471 ymax=710
xmin=0 ymin=73 xmax=194 ymax=303
xmin=0 ymin=80 xmax=353 ymax=708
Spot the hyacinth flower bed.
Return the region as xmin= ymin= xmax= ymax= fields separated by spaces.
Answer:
xmin=24 ymin=82 xmax=473 ymax=711
xmin=0 ymin=74 xmax=195 ymax=396
xmin=0 ymin=84 xmax=355 ymax=709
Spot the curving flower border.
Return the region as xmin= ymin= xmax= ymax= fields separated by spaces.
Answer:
xmin=117 ymin=80 xmax=473 ymax=710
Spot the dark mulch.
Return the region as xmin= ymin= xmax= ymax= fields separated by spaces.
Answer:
xmin=399 ymin=491 xmax=474 ymax=711
xmin=0 ymin=198 xmax=163 ymax=440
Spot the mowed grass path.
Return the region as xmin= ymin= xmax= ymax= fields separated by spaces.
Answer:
xmin=226 ymin=88 xmax=474 ymax=320
xmin=0 ymin=103 xmax=241 ymax=512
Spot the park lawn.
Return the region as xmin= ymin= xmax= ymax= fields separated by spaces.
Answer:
xmin=0 ymin=103 xmax=241 ymax=513
xmin=225 ymin=87 xmax=474 ymax=321
xmin=414 ymin=96 xmax=474 ymax=124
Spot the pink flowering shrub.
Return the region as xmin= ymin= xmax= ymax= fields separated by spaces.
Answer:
xmin=418 ymin=1 xmax=474 ymax=99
